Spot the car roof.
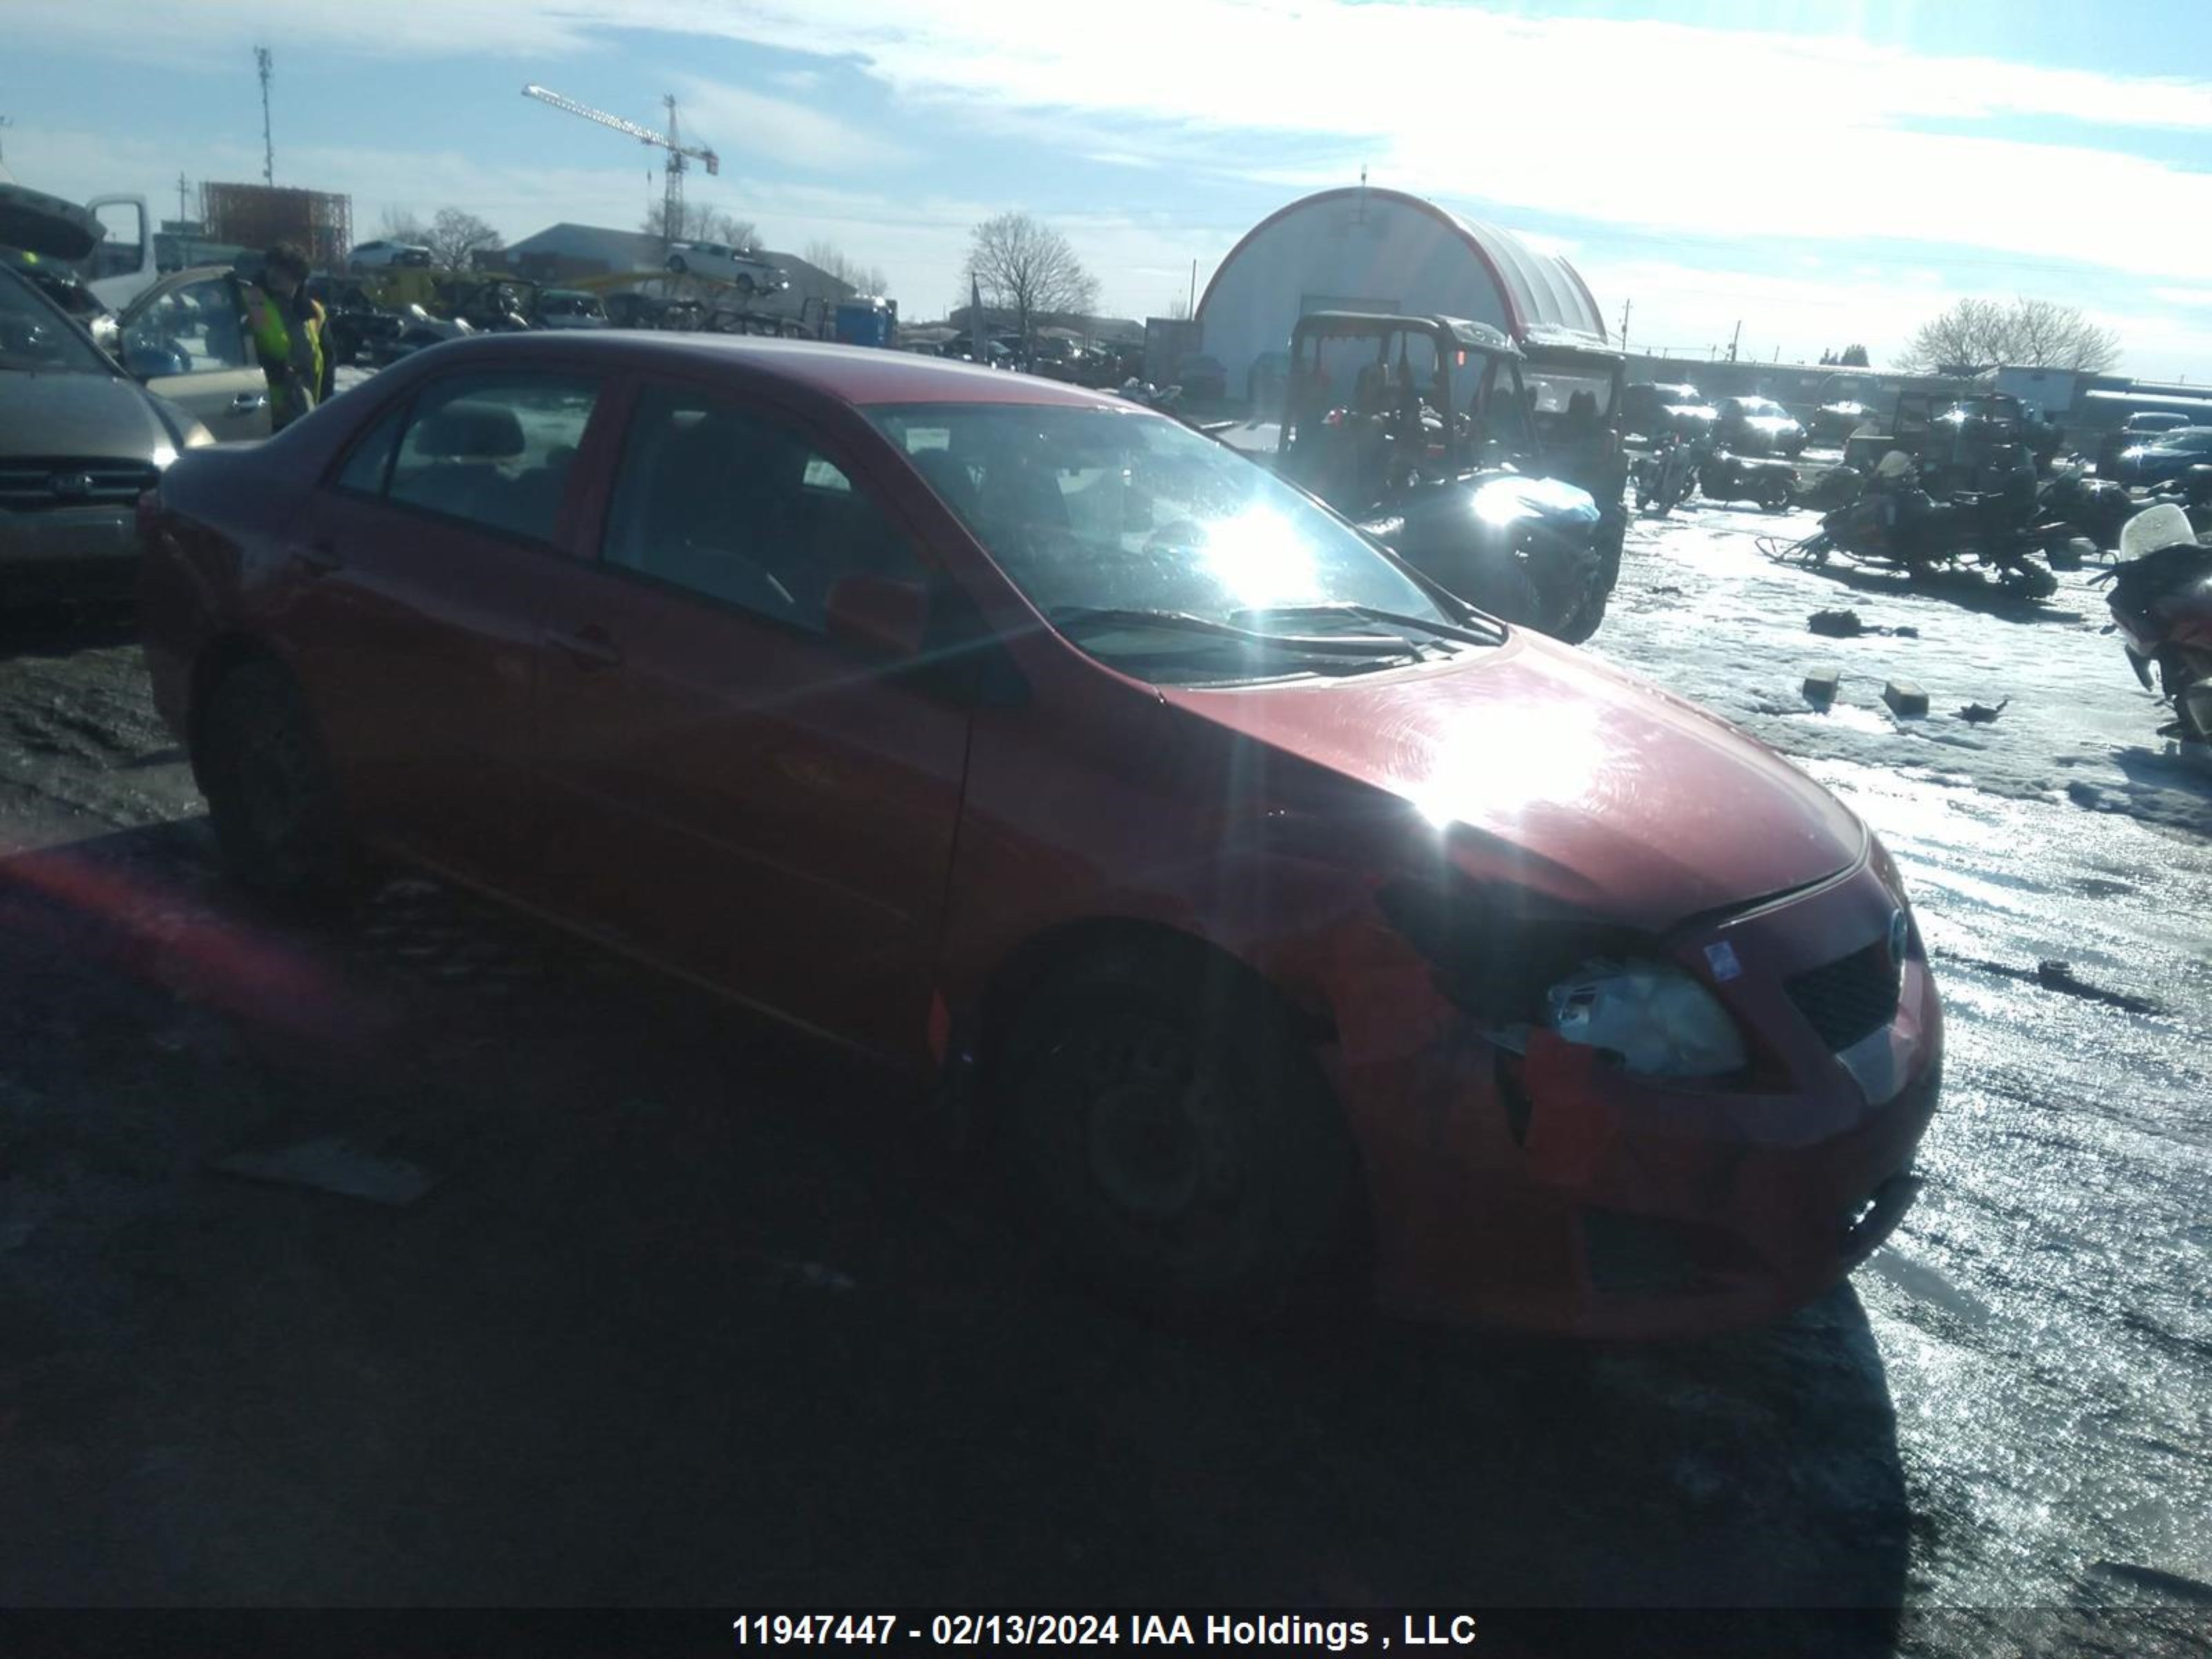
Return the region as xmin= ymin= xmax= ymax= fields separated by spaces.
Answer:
xmin=415 ymin=330 xmax=1134 ymax=409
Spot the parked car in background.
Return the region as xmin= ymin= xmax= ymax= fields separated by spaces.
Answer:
xmin=347 ymin=241 xmax=435 ymax=270
xmin=664 ymin=241 xmax=788 ymax=297
xmin=1620 ymin=381 xmax=1720 ymax=442
xmin=311 ymin=276 xmax=405 ymax=369
xmin=1809 ymin=400 xmax=1877 ymax=445
xmin=602 ymin=291 xmax=665 ymax=330
xmin=138 ymin=331 xmax=1942 ymax=1338
xmin=2112 ymin=427 xmax=2212 ymax=487
xmin=0 ymin=261 xmax=217 ymax=603
xmin=1716 ymin=395 xmax=1808 ymax=456
xmin=534 ymin=289 xmax=610 ymax=330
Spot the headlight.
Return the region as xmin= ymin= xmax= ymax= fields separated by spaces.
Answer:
xmin=1544 ymin=958 xmax=1746 ymax=1078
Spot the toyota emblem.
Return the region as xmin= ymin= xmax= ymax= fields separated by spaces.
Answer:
xmin=48 ymin=471 xmax=94 ymax=500
xmin=1887 ymin=909 xmax=1910 ymax=965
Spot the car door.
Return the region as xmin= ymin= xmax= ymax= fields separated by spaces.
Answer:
xmin=276 ymin=366 xmax=609 ymax=885
xmin=115 ymin=270 xmax=270 ymax=440
xmin=525 ymin=377 xmax=972 ymax=1060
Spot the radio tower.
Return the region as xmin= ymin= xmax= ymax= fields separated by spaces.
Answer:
xmin=256 ymin=47 xmax=274 ymax=185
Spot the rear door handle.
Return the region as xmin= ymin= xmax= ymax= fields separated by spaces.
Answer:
xmin=230 ymin=391 xmax=270 ymax=415
xmin=292 ymin=537 xmax=343 ymax=574
xmin=543 ymin=626 xmax=624 ymax=669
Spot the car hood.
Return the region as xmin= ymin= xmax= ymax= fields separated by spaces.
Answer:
xmin=0 ymin=369 xmax=171 ymax=460
xmin=1161 ymin=635 xmax=1866 ymax=930
xmin=1742 ymin=415 xmax=1800 ymax=433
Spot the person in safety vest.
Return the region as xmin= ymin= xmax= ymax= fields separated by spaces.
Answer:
xmin=243 ymin=242 xmax=326 ymax=431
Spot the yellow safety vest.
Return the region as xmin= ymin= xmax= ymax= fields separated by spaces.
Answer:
xmin=247 ymin=288 xmax=326 ymax=427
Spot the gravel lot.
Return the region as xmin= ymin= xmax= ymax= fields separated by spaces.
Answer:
xmin=0 ymin=457 xmax=2206 ymax=1654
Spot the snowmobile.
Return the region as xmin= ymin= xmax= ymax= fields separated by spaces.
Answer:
xmin=2092 ymin=502 xmax=2212 ymax=743
xmin=1768 ymin=444 xmax=2062 ymax=599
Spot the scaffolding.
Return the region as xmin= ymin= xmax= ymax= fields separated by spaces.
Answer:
xmin=199 ymin=181 xmax=353 ymax=270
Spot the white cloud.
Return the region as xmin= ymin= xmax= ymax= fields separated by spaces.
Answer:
xmin=2151 ymin=287 xmax=2212 ymax=309
xmin=670 ymin=77 xmax=901 ymax=174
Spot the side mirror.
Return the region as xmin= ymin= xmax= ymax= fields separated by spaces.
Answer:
xmin=825 ymin=574 xmax=928 ymax=661
xmin=122 ymin=342 xmax=191 ymax=381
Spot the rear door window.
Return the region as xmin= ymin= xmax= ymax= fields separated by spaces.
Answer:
xmin=383 ymin=373 xmax=601 ymax=544
xmin=599 ymin=384 xmax=923 ymax=631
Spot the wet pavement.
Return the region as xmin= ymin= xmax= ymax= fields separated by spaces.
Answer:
xmin=0 ymin=477 xmax=2207 ymax=1651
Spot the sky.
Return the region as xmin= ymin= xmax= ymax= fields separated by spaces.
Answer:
xmin=4 ymin=0 xmax=2211 ymax=377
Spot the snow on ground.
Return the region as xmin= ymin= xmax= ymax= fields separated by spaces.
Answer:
xmin=1591 ymin=494 xmax=2212 ymax=1621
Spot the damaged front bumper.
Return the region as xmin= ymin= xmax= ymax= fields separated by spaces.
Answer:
xmin=1333 ymin=858 xmax=1942 ymax=1338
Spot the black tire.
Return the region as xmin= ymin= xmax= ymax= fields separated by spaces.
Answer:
xmin=196 ymin=659 xmax=357 ymax=912
xmin=666 ymin=254 xmax=688 ymax=274
xmin=998 ymin=947 xmax=1362 ymax=1329
xmin=1553 ymin=581 xmax=1610 ymax=645
xmin=1761 ymin=478 xmax=1792 ymax=512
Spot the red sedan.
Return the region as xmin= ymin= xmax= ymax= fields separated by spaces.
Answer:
xmin=137 ymin=332 xmax=1941 ymax=1337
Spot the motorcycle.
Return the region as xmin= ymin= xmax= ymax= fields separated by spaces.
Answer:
xmin=1695 ymin=449 xmax=1796 ymax=511
xmin=2092 ymin=502 xmax=2212 ymax=742
xmin=1769 ymin=447 xmax=2063 ymax=599
xmin=1632 ymin=435 xmax=1698 ymax=515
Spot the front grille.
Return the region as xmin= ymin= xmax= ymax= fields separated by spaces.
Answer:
xmin=0 ymin=456 xmax=160 ymax=514
xmin=1786 ymin=937 xmax=1903 ymax=1052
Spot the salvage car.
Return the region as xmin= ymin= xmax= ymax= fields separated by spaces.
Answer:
xmin=2112 ymin=426 xmax=2212 ymax=487
xmin=137 ymin=332 xmax=1943 ymax=1338
xmin=665 ymin=241 xmax=788 ymax=297
xmin=1620 ymin=381 xmax=1719 ymax=442
xmin=1 ymin=261 xmax=216 ymax=603
xmin=1715 ymin=395 xmax=1808 ymax=457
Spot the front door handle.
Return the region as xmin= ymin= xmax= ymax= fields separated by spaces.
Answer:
xmin=543 ymin=625 xmax=623 ymax=669
xmin=230 ymin=391 xmax=270 ymax=415
xmin=292 ymin=537 xmax=342 ymax=574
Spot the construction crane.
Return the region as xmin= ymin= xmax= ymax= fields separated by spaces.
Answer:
xmin=521 ymin=84 xmax=720 ymax=252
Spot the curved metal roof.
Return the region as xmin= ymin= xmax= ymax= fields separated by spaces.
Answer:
xmin=1199 ymin=187 xmax=1609 ymax=348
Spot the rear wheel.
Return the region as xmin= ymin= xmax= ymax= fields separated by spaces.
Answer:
xmin=735 ymin=274 xmax=756 ymax=299
xmin=999 ymin=948 xmax=1362 ymax=1329
xmin=196 ymin=660 xmax=357 ymax=912
xmin=1761 ymin=476 xmax=1793 ymax=512
xmin=666 ymin=254 xmax=688 ymax=274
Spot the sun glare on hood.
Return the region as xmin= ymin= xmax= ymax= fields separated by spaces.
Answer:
xmin=1407 ymin=695 xmax=1629 ymax=830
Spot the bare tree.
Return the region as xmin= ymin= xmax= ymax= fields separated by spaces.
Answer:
xmin=1164 ymin=292 xmax=1192 ymax=321
xmin=1897 ymin=297 xmax=2119 ymax=374
xmin=1838 ymin=343 xmax=1871 ymax=368
xmin=642 ymin=199 xmax=757 ymax=250
xmin=964 ymin=211 xmax=1098 ymax=344
xmin=424 ymin=207 xmax=503 ymax=272
xmin=803 ymin=239 xmax=890 ymax=297
xmin=377 ymin=206 xmax=429 ymax=243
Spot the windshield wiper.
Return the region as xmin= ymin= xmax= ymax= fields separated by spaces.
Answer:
xmin=1049 ymin=606 xmax=1417 ymax=657
xmin=1227 ymin=601 xmax=1506 ymax=647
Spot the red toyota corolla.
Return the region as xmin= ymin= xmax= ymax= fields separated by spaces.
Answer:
xmin=138 ymin=332 xmax=1940 ymax=1337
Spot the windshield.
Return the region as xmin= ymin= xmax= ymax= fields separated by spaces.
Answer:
xmin=0 ymin=266 xmax=111 ymax=374
xmin=868 ymin=403 xmax=1461 ymax=679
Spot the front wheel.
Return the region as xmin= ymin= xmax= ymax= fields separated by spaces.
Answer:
xmin=196 ymin=659 xmax=357 ymax=911
xmin=1761 ymin=477 xmax=1793 ymax=512
xmin=666 ymin=255 xmax=688 ymax=274
xmin=1000 ymin=950 xmax=1362 ymax=1329
xmin=734 ymin=274 xmax=756 ymax=299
